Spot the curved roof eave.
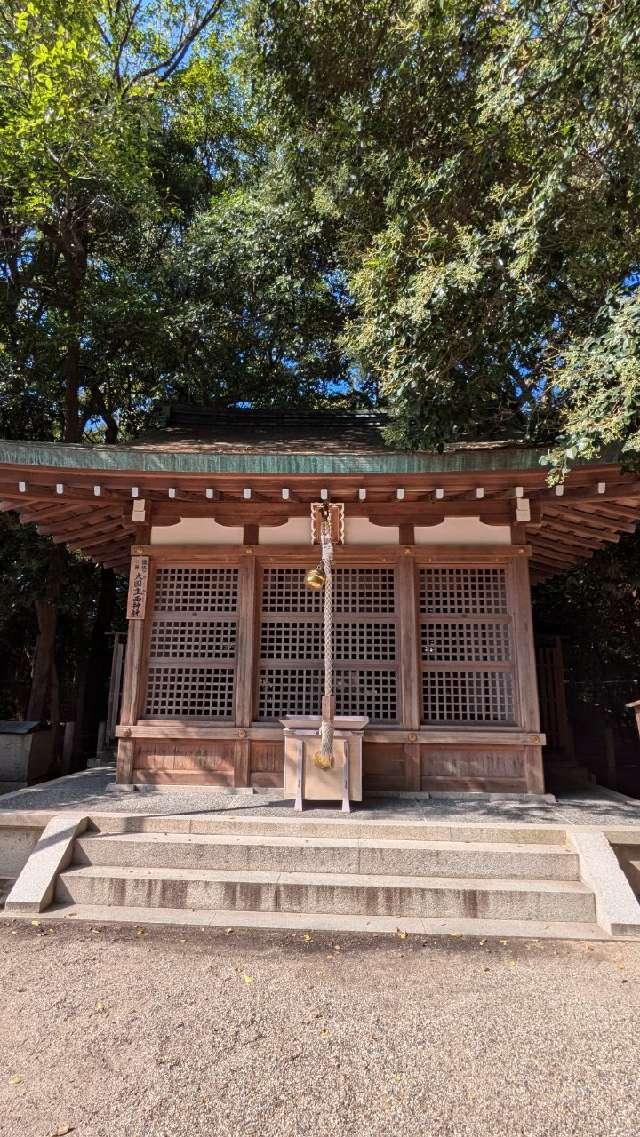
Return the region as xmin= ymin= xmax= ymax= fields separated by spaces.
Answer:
xmin=0 ymin=438 xmax=599 ymax=477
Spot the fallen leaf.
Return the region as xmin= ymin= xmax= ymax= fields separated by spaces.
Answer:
xmin=479 ymin=939 xmax=486 ymax=945
xmin=135 ymin=927 xmax=147 ymax=937
xmin=499 ymin=939 xmax=508 ymax=945
xmin=225 ymin=928 xmax=234 ymax=935
xmin=242 ymin=974 xmax=253 ymax=985
xmin=30 ymin=920 xmax=41 ymax=927
xmin=448 ymin=933 xmax=463 ymax=938
xmin=50 ymin=1126 xmax=75 ymax=1136
xmin=396 ymin=929 xmax=407 ymax=940
xmin=320 ymin=1028 xmax=330 ymax=1036
xmin=95 ymin=1000 xmax=108 ymax=1013
xmin=303 ymin=933 xmax=313 ymax=942
xmin=9 ymin=1075 xmax=23 ymax=1086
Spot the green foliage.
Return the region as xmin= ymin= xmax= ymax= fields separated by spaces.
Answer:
xmin=164 ymin=174 xmax=358 ymax=406
xmin=533 ymin=531 xmax=640 ymax=720
xmin=544 ymin=290 xmax=640 ymax=478
xmin=0 ymin=0 xmax=242 ymax=443
xmin=249 ymin=0 xmax=640 ymax=450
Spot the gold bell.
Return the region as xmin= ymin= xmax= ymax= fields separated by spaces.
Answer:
xmin=305 ymin=564 xmax=326 ymax=590
xmin=312 ymin=751 xmax=333 ymax=770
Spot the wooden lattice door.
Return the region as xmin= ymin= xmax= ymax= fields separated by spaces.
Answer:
xmin=144 ymin=566 xmax=239 ymax=719
xmin=419 ymin=566 xmax=517 ymax=725
xmin=258 ymin=566 xmax=400 ymax=723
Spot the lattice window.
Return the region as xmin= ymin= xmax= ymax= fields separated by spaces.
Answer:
xmin=154 ymin=567 xmax=238 ymax=614
xmin=420 ymin=567 xmax=507 ymax=616
xmin=333 ymin=622 xmax=396 ymax=662
xmin=258 ymin=667 xmax=322 ymax=720
xmin=150 ymin=620 xmax=237 ymax=661
xmin=262 ymin=569 xmax=321 ymax=614
xmin=260 ymin=620 xmax=322 ymax=662
xmin=258 ymin=567 xmax=399 ymax=723
xmin=144 ymin=567 xmax=239 ymax=719
xmin=419 ymin=566 xmax=516 ymax=725
xmin=422 ymin=671 xmax=514 ymax=724
xmin=334 ymin=568 xmax=396 ymax=614
xmin=146 ymin=666 xmax=235 ymax=718
xmin=421 ymin=621 xmax=510 ymax=663
xmin=335 ymin=669 xmax=397 ymax=721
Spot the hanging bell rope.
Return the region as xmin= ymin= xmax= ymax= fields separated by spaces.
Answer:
xmin=318 ymin=510 xmax=334 ymax=766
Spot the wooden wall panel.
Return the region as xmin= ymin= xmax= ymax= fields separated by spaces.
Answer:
xmin=362 ymin=742 xmax=406 ymax=790
xmin=250 ymin=739 xmax=284 ymax=788
xmin=420 ymin=746 xmax=527 ymax=792
xmin=133 ymin=738 xmax=234 ymax=785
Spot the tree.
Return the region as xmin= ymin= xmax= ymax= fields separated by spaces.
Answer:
xmin=248 ymin=0 xmax=640 ymax=450
xmin=0 ymin=0 xmax=237 ymax=443
xmin=164 ymin=172 xmax=359 ymax=408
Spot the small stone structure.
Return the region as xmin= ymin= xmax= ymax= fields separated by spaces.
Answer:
xmin=0 ymin=721 xmax=55 ymax=794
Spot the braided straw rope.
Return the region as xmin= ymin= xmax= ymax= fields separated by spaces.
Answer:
xmin=320 ymin=514 xmax=334 ymax=760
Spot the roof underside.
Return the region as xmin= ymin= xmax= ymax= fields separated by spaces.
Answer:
xmin=0 ymin=410 xmax=638 ymax=580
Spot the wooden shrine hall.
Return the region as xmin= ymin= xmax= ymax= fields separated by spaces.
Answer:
xmin=2 ymin=405 xmax=640 ymax=797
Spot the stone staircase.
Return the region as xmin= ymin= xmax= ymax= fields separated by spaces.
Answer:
xmin=47 ymin=816 xmax=603 ymax=938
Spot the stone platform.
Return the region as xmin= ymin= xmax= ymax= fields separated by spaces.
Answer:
xmin=1 ymin=770 xmax=640 ymax=941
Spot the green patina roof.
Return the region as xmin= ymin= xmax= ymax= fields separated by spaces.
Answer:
xmin=0 ymin=437 xmax=554 ymax=476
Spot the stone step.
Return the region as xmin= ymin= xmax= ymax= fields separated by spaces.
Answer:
xmin=34 ymin=903 xmax=609 ymax=941
xmin=74 ymin=832 xmax=579 ymax=881
xmin=56 ymin=865 xmax=596 ymax=923
xmin=92 ymin=814 xmax=568 ymax=846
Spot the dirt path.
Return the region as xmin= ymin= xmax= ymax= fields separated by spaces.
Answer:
xmin=1 ymin=922 xmax=639 ymax=1136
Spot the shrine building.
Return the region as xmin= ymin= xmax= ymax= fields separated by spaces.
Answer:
xmin=2 ymin=405 xmax=639 ymax=797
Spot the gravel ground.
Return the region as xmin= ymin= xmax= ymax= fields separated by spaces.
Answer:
xmin=1 ymin=921 xmax=639 ymax=1137
xmin=2 ymin=768 xmax=640 ymax=828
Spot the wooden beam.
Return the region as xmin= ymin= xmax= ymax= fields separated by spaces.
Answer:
xmin=397 ymin=554 xmax=420 ymax=736
xmin=544 ymin=506 xmax=636 ymax=535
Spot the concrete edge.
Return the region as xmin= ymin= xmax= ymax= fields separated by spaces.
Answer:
xmin=4 ymin=814 xmax=89 ymax=914
xmin=0 ymin=905 xmax=612 ymax=941
xmin=568 ymin=829 xmax=640 ymax=937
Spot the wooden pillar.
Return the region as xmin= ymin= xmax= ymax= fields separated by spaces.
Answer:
xmin=397 ymin=551 xmax=421 ymax=790
xmin=233 ymin=553 xmax=258 ymax=787
xmin=116 ymin=552 xmax=150 ymax=784
xmin=510 ymin=550 xmax=544 ymax=792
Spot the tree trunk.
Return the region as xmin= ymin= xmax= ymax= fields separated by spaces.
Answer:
xmin=75 ymin=568 xmax=117 ymax=762
xmin=26 ymin=547 xmax=64 ymax=721
xmin=63 ymin=332 xmax=83 ymax=443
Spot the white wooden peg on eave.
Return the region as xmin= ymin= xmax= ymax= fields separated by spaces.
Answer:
xmin=474 ymin=487 xmax=485 ymax=499
xmin=55 ymin=483 xmax=64 ymax=495
xmin=357 ymin=488 xmax=367 ymax=501
xmin=243 ymin=487 xmax=252 ymax=500
xmin=395 ymin=487 xmax=405 ymax=501
xmin=597 ymin=481 xmax=606 ymax=495
xmin=168 ymin=487 xmax=176 ymax=499
xmin=555 ymin=484 xmax=565 ymax=497
xmin=93 ymin=485 xmax=101 ymax=497
xmin=131 ymin=486 xmax=139 ymax=498
xmin=205 ymin=487 xmax=214 ymax=499
xmin=18 ymin=481 xmax=27 ymax=493
xmin=434 ymin=488 xmax=445 ymax=500
xmin=320 ymin=488 xmax=329 ymax=501
xmin=282 ymin=488 xmax=290 ymax=500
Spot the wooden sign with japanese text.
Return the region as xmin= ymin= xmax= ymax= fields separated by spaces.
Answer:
xmin=126 ymin=556 xmax=149 ymax=620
